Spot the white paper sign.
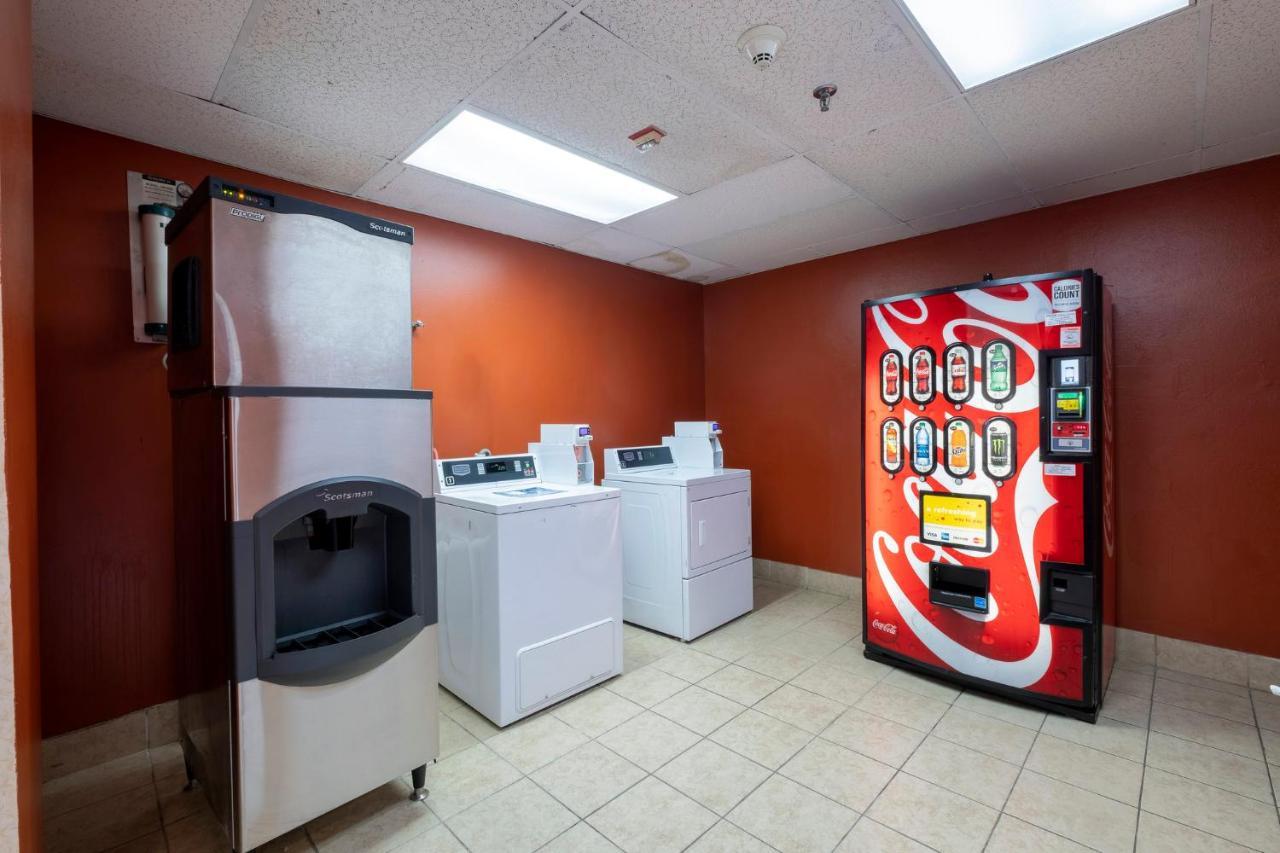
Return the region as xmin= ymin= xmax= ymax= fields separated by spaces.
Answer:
xmin=1044 ymin=310 xmax=1077 ymax=327
xmin=1051 ymin=280 xmax=1082 ymax=311
xmin=1044 ymin=464 xmax=1077 ymax=477
xmin=1060 ymin=326 xmax=1082 ymax=348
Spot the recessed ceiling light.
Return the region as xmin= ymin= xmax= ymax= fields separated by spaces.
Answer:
xmin=403 ymin=109 xmax=677 ymax=224
xmin=899 ymin=0 xmax=1192 ymax=90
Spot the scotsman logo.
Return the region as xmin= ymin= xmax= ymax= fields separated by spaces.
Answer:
xmin=871 ymin=618 xmax=898 ymax=636
xmin=228 ymin=207 xmax=265 ymax=222
xmin=317 ymin=488 xmax=374 ymax=503
xmin=369 ymin=221 xmax=408 ymax=237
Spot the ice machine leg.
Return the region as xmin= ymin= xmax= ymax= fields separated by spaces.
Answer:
xmin=410 ymin=765 xmax=428 ymax=802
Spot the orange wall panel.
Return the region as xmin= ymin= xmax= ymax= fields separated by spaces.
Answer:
xmin=704 ymin=157 xmax=1280 ymax=658
xmin=1 ymin=0 xmax=41 ymax=845
xmin=33 ymin=117 xmax=704 ymax=735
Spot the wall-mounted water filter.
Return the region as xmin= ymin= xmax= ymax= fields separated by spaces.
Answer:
xmin=139 ymin=203 xmax=174 ymax=338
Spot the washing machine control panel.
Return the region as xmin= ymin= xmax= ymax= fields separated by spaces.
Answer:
xmin=439 ymin=455 xmax=538 ymax=489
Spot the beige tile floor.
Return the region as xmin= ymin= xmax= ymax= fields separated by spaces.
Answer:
xmin=43 ymin=580 xmax=1280 ymax=852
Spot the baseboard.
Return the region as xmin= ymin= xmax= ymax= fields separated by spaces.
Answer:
xmin=753 ymin=558 xmax=862 ymax=599
xmin=41 ymin=699 xmax=178 ymax=781
xmin=752 ymin=558 xmax=1279 ymax=692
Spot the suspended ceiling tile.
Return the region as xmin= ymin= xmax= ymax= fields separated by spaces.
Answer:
xmin=1201 ymin=128 xmax=1280 ymax=172
xmin=1031 ymin=153 xmax=1197 ymax=207
xmin=560 ymin=228 xmax=672 ymax=265
xmin=586 ymin=0 xmax=952 ymax=152
xmin=681 ymin=194 xmax=900 ymax=271
xmin=471 ymin=16 xmax=788 ymax=195
xmin=368 ymin=165 xmax=599 ymax=246
xmin=810 ymin=99 xmax=1024 ymax=220
xmin=1203 ymin=0 xmax=1280 ymax=146
xmin=629 ymin=249 xmax=734 ymax=283
xmin=612 ymin=156 xmax=852 ymax=246
xmin=699 ymin=266 xmax=747 ymax=285
xmin=967 ymin=8 xmax=1201 ymax=191
xmin=32 ymin=0 xmax=252 ymax=99
xmin=215 ymin=0 xmax=566 ymax=158
xmin=755 ymin=222 xmax=918 ymax=272
xmin=33 ymin=50 xmax=386 ymax=194
xmin=908 ymin=194 xmax=1037 ymax=236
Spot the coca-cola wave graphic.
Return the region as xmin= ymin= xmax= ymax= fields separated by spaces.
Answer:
xmin=863 ymin=279 xmax=1088 ymax=701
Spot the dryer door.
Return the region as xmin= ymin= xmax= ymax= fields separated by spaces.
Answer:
xmin=687 ymin=490 xmax=750 ymax=576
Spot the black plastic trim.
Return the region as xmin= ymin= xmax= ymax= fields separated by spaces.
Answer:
xmin=167 ymin=175 xmax=414 ymax=246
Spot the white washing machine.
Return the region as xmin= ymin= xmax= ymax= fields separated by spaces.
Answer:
xmin=435 ymin=452 xmax=623 ymax=727
xmin=603 ymin=422 xmax=753 ymax=641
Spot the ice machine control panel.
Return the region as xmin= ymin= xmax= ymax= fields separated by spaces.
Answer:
xmin=438 ymin=454 xmax=538 ymax=489
xmin=1045 ymin=355 xmax=1093 ymax=456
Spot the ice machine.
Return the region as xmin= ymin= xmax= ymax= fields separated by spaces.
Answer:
xmin=166 ymin=177 xmax=438 ymax=850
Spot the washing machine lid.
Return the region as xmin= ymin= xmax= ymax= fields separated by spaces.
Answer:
xmin=603 ymin=466 xmax=750 ymax=487
xmin=436 ymin=481 xmax=619 ymax=514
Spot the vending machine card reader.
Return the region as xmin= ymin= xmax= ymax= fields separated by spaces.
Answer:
xmin=1046 ymin=355 xmax=1093 ymax=455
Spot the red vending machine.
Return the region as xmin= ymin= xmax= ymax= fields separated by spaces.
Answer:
xmin=861 ymin=270 xmax=1115 ymax=720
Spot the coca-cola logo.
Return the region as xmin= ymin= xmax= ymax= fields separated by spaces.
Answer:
xmin=871 ymin=618 xmax=898 ymax=637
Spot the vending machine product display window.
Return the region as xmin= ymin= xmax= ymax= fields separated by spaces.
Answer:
xmin=908 ymin=346 xmax=936 ymax=406
xmin=942 ymin=342 xmax=974 ymax=405
xmin=980 ymin=338 xmax=1017 ymax=406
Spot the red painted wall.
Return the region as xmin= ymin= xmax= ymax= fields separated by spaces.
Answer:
xmin=33 ymin=117 xmax=705 ymax=735
xmin=1 ymin=0 xmax=42 ymax=845
xmin=704 ymin=156 xmax=1280 ymax=658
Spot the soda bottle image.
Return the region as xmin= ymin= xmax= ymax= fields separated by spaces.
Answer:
xmin=913 ymin=421 xmax=932 ymax=469
xmin=914 ymin=352 xmax=930 ymax=396
xmin=950 ymin=351 xmax=967 ymax=394
xmin=885 ymin=422 xmax=900 ymax=466
xmin=884 ymin=357 xmax=899 ymax=397
xmin=988 ymin=343 xmax=1011 ymax=395
xmin=948 ymin=423 xmax=970 ymax=471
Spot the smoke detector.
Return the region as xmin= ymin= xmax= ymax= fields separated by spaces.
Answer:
xmin=736 ymin=25 xmax=786 ymax=69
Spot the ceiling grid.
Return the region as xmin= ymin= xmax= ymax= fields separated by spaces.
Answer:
xmin=29 ymin=0 xmax=1280 ymax=283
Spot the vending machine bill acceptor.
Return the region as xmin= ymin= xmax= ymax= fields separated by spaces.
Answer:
xmin=862 ymin=270 xmax=1116 ymax=720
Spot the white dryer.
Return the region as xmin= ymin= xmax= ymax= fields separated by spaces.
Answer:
xmin=603 ymin=425 xmax=752 ymax=641
xmin=435 ymin=452 xmax=623 ymax=727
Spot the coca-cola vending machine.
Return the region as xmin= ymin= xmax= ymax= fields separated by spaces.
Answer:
xmin=862 ymin=270 xmax=1115 ymax=720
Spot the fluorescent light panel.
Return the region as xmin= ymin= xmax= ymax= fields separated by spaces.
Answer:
xmin=901 ymin=0 xmax=1192 ymax=89
xmin=403 ymin=110 xmax=676 ymax=224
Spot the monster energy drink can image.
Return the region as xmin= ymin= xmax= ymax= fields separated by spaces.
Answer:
xmin=990 ymin=432 xmax=1009 ymax=468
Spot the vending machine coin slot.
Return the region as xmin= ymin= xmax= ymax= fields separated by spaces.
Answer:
xmin=1039 ymin=562 xmax=1095 ymax=625
xmin=928 ymin=562 xmax=989 ymax=614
